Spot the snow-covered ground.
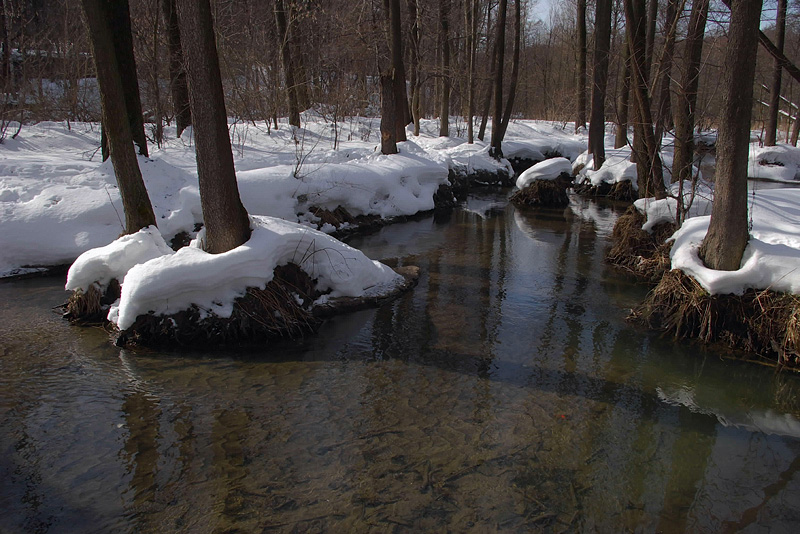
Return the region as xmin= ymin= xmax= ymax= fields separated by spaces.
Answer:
xmin=0 ymin=116 xmax=587 ymax=278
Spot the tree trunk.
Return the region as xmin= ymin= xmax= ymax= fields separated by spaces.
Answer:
xmin=653 ymin=0 xmax=679 ymax=145
xmin=615 ymin=39 xmax=630 ymax=149
xmin=0 ymin=0 xmax=10 ymax=91
xmin=106 ymin=0 xmax=148 ymax=157
xmin=645 ymin=0 xmax=658 ymax=84
xmin=499 ymin=0 xmax=521 ymax=141
xmin=162 ymin=0 xmax=191 ymax=137
xmin=699 ymin=0 xmax=762 ymax=271
xmin=287 ymin=2 xmax=309 ymax=111
xmin=672 ymin=0 xmax=709 ymax=184
xmin=589 ymin=0 xmax=612 ymax=168
xmin=380 ymin=73 xmax=398 ymax=155
xmin=765 ymin=0 xmax=786 ymax=146
xmin=274 ymin=0 xmax=300 ymax=128
xmin=407 ymin=0 xmax=421 ymax=136
xmin=576 ymin=0 xmax=587 ymax=132
xmin=388 ymin=0 xmax=408 ymax=141
xmin=478 ymin=1 xmax=495 ymax=142
xmin=489 ymin=0 xmax=507 ymax=159
xmin=625 ymin=0 xmax=666 ymax=199
xmin=176 ymin=0 xmax=251 ymax=254
xmin=466 ymin=0 xmax=478 ymax=143
xmin=438 ymin=0 xmax=450 ymax=137
xmin=81 ymin=0 xmax=156 ymax=234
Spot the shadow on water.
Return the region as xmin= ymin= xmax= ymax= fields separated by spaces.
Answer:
xmin=3 ymin=191 xmax=800 ymax=532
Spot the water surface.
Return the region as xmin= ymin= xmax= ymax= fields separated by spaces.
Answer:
xmin=2 ymin=192 xmax=800 ymax=533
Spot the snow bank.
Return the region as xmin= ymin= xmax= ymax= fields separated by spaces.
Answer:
xmin=65 ymin=226 xmax=173 ymax=291
xmin=633 ymin=182 xmax=714 ymax=232
xmin=748 ymin=144 xmax=800 ymax=182
xmin=515 ymin=157 xmax=572 ymax=189
xmin=576 ymin=148 xmax=638 ymax=189
xmin=667 ymin=189 xmax=800 ymax=295
xmin=108 ymin=216 xmax=402 ymax=330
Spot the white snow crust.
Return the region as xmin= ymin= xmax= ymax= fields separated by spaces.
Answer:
xmin=515 ymin=157 xmax=572 ymax=189
xmin=108 ymin=216 xmax=402 ymax=330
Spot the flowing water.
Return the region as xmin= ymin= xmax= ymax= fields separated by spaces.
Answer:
xmin=2 ymin=191 xmax=800 ymax=533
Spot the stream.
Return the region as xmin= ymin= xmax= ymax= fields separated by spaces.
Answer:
xmin=2 ymin=191 xmax=800 ymax=533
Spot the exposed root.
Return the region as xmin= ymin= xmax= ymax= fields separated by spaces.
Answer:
xmin=631 ymin=270 xmax=800 ymax=370
xmin=63 ymin=279 xmax=121 ymax=324
xmin=606 ymin=206 xmax=676 ymax=282
xmin=509 ymin=176 xmax=571 ymax=208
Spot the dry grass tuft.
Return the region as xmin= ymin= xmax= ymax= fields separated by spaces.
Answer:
xmin=606 ymin=206 xmax=676 ymax=282
xmin=63 ymin=279 xmax=121 ymax=324
xmin=631 ymin=269 xmax=800 ymax=370
xmin=117 ymin=263 xmax=322 ymax=348
xmin=510 ymin=176 xmax=571 ymax=208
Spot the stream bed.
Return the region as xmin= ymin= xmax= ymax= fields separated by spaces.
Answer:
xmin=2 ymin=191 xmax=800 ymax=533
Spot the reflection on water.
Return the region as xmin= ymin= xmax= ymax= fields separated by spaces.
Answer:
xmin=2 ymin=191 xmax=800 ymax=533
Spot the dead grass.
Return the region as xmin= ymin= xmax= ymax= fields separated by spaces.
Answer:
xmin=631 ymin=269 xmax=800 ymax=370
xmin=574 ymin=179 xmax=637 ymax=201
xmin=116 ymin=263 xmax=322 ymax=347
xmin=63 ymin=279 xmax=121 ymax=324
xmin=606 ymin=206 xmax=676 ymax=282
xmin=510 ymin=177 xmax=571 ymax=208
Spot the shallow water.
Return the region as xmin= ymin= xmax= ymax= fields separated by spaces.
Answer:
xmin=2 ymin=192 xmax=800 ymax=533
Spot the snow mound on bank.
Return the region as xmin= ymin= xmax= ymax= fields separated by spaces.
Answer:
xmin=65 ymin=226 xmax=173 ymax=291
xmin=748 ymin=144 xmax=800 ymax=182
xmin=516 ymin=157 xmax=572 ymax=189
xmin=105 ymin=216 xmax=402 ymax=330
xmin=666 ymin=189 xmax=800 ymax=295
xmin=634 ymin=182 xmax=714 ymax=232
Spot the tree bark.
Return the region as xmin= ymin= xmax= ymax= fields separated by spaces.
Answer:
xmin=380 ymin=73 xmax=398 ymax=155
xmin=176 ymin=0 xmax=251 ymax=254
xmin=653 ymin=0 xmax=680 ymax=145
xmin=274 ymin=0 xmax=300 ymax=128
xmin=589 ymin=0 xmax=612 ymax=168
xmin=438 ymin=0 xmax=450 ymax=137
xmin=699 ymin=0 xmax=763 ymax=271
xmin=576 ymin=0 xmax=587 ymax=132
xmin=765 ymin=0 xmax=786 ymax=146
xmin=625 ymin=0 xmax=666 ymax=199
xmin=645 ymin=0 xmax=658 ymax=84
xmin=499 ymin=0 xmax=521 ymax=141
xmin=162 ymin=0 xmax=191 ymax=137
xmin=407 ymin=0 xmax=421 ymax=136
xmin=81 ymin=0 xmax=156 ymax=234
xmin=615 ymin=39 xmax=630 ymax=149
xmin=107 ymin=0 xmax=148 ymax=157
xmin=466 ymin=0 xmax=478 ymax=143
xmin=489 ymin=0 xmax=507 ymax=159
xmin=388 ymin=0 xmax=408 ymax=141
xmin=478 ymin=1 xmax=495 ymax=142
xmin=672 ymin=0 xmax=708 ymax=184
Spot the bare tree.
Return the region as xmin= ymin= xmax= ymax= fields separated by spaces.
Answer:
xmin=466 ymin=0 xmax=478 ymax=143
xmin=275 ymin=0 xmax=300 ymax=128
xmin=576 ymin=0 xmax=587 ymax=132
xmin=81 ymin=0 xmax=156 ymax=234
xmin=176 ymin=0 xmax=251 ymax=254
xmin=765 ymin=0 xmax=787 ymax=146
xmin=162 ymin=0 xmax=191 ymax=137
xmin=589 ymin=0 xmax=612 ymax=168
xmin=672 ymin=0 xmax=709 ymax=184
xmin=699 ymin=0 xmax=763 ymax=271
xmin=438 ymin=0 xmax=450 ymax=137
xmin=625 ymin=0 xmax=666 ymax=199
xmin=489 ymin=0 xmax=507 ymax=159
